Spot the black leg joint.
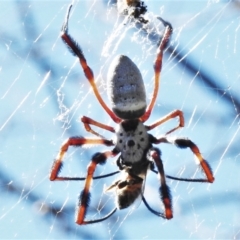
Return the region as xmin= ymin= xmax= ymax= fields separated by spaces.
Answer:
xmin=151 ymin=147 xmax=161 ymax=156
xmin=159 ymin=185 xmax=172 ymax=203
xmin=174 ymin=138 xmax=194 ymax=149
xmin=149 ymin=134 xmax=158 ymax=144
xmin=92 ymin=152 xmax=107 ymax=165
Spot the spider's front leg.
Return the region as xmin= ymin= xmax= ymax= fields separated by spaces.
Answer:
xmin=150 ymin=147 xmax=173 ymax=219
xmin=76 ymin=149 xmax=119 ymax=225
xmin=50 ymin=136 xmax=119 ymax=224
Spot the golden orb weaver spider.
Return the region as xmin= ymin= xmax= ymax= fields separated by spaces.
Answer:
xmin=50 ymin=5 xmax=215 ymax=225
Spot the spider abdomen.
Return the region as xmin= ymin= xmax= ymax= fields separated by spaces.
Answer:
xmin=115 ymin=119 xmax=149 ymax=163
xmin=107 ymin=55 xmax=147 ymax=119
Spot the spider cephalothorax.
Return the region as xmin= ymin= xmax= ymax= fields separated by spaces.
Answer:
xmin=50 ymin=5 xmax=214 ymax=225
xmin=115 ymin=119 xmax=150 ymax=163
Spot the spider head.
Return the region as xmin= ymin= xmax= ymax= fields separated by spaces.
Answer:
xmin=107 ymin=55 xmax=147 ymax=119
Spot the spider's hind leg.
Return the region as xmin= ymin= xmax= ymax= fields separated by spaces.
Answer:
xmin=140 ymin=17 xmax=173 ymax=122
xmin=61 ymin=5 xmax=121 ymax=123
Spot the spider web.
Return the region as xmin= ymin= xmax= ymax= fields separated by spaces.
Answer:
xmin=0 ymin=0 xmax=240 ymax=239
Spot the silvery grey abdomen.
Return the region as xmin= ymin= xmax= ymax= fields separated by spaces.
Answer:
xmin=107 ymin=55 xmax=147 ymax=119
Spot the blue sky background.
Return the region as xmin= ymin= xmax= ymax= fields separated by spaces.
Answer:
xmin=0 ymin=0 xmax=240 ymax=239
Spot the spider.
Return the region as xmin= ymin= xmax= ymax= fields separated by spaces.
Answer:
xmin=50 ymin=5 xmax=214 ymax=225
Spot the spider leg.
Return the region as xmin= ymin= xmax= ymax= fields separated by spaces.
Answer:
xmin=151 ymin=136 xmax=215 ymax=183
xmin=140 ymin=17 xmax=173 ymax=122
xmin=151 ymin=168 xmax=213 ymax=183
xmin=50 ymin=137 xmax=114 ymax=181
xmin=81 ymin=115 xmax=115 ymax=139
xmin=150 ymin=147 xmax=173 ymax=219
xmin=61 ymin=5 xmax=121 ymax=124
xmin=53 ymin=170 xmax=120 ymax=181
xmin=142 ymin=195 xmax=165 ymax=218
xmin=146 ymin=109 xmax=184 ymax=135
xmin=76 ymin=150 xmax=119 ymax=225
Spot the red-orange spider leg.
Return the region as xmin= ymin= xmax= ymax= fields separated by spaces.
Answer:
xmin=61 ymin=5 xmax=121 ymax=124
xmin=151 ymin=148 xmax=173 ymax=219
xmin=141 ymin=18 xmax=173 ymax=122
xmin=76 ymin=150 xmax=119 ymax=225
xmin=81 ymin=115 xmax=115 ymax=138
xmin=50 ymin=137 xmax=114 ymax=181
xmin=146 ymin=109 xmax=184 ymax=135
xmin=155 ymin=137 xmax=215 ymax=183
